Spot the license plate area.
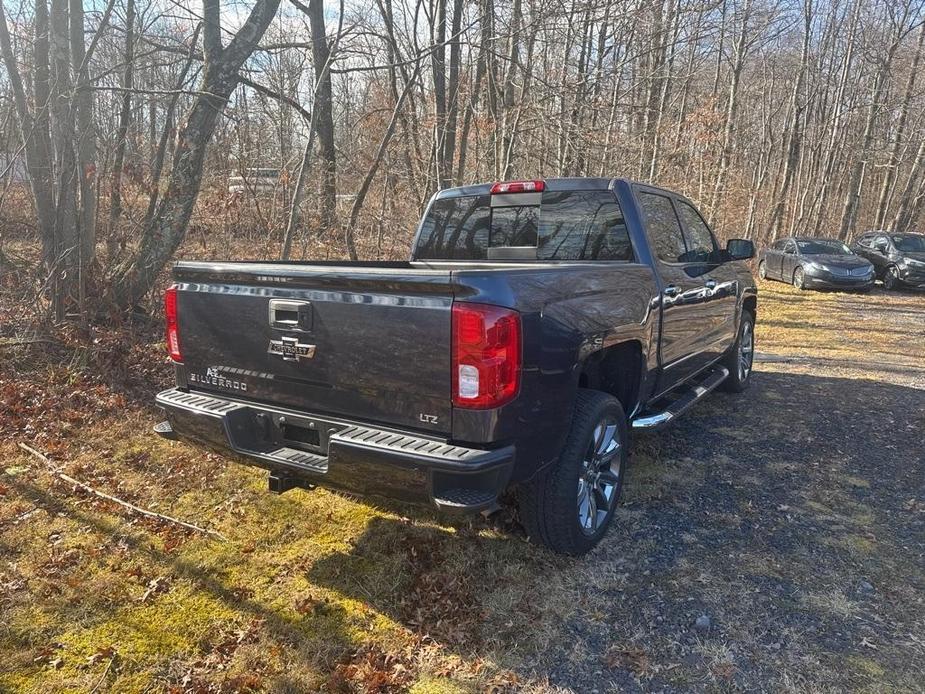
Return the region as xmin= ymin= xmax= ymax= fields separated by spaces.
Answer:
xmin=281 ymin=422 xmax=321 ymax=450
xmin=257 ymin=411 xmax=345 ymax=455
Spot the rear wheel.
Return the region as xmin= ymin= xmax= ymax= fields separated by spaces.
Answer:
xmin=883 ymin=265 xmax=900 ymax=290
xmin=519 ymin=390 xmax=628 ymax=556
xmin=758 ymin=260 xmax=767 ymax=280
xmin=720 ymin=311 xmax=755 ymax=393
xmin=793 ymin=266 xmax=805 ymax=290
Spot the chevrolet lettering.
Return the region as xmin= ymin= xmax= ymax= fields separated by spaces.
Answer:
xmin=268 ymin=337 xmax=316 ymax=361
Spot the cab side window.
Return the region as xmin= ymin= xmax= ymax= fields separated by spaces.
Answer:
xmin=856 ymin=234 xmax=872 ymax=248
xmin=784 ymin=240 xmax=796 ymax=254
xmin=638 ymin=191 xmax=687 ymax=263
xmin=676 ymin=200 xmax=718 ymax=263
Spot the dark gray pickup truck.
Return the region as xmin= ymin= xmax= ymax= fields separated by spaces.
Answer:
xmin=155 ymin=178 xmax=757 ymax=555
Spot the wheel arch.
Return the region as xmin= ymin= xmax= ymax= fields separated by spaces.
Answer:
xmin=743 ymin=293 xmax=757 ymax=317
xmin=576 ymin=340 xmax=644 ymax=418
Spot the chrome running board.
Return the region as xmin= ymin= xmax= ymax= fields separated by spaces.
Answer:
xmin=631 ymin=366 xmax=729 ymax=430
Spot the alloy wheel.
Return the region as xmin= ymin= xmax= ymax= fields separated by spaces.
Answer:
xmin=577 ymin=417 xmax=622 ymax=536
xmin=739 ymin=319 xmax=754 ymax=381
xmin=885 ymin=267 xmax=899 ymax=290
xmin=758 ymin=261 xmax=767 ymax=280
xmin=793 ymin=267 xmax=804 ymax=289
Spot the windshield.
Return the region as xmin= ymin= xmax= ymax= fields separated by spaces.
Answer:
xmin=797 ymin=240 xmax=852 ymax=256
xmin=892 ymin=235 xmax=925 ymax=252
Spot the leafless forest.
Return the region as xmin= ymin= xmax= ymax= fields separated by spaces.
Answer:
xmin=1 ymin=0 xmax=925 ymax=315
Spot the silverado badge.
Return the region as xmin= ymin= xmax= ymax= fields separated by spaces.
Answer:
xmin=268 ymin=336 xmax=316 ymax=361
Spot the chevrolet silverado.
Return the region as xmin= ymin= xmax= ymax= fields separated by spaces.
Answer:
xmin=154 ymin=178 xmax=757 ymax=555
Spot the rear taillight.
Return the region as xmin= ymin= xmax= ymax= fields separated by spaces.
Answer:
xmin=490 ymin=180 xmax=545 ymax=194
xmin=452 ymin=302 xmax=521 ymax=409
xmin=165 ymin=286 xmax=182 ymax=363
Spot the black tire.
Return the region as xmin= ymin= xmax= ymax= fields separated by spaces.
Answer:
xmin=883 ymin=265 xmax=900 ymax=290
xmin=792 ymin=266 xmax=805 ymax=290
xmin=518 ymin=390 xmax=628 ymax=556
xmin=758 ymin=260 xmax=767 ymax=280
xmin=719 ymin=311 xmax=755 ymax=393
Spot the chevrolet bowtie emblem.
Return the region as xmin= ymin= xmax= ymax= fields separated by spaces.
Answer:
xmin=268 ymin=336 xmax=316 ymax=361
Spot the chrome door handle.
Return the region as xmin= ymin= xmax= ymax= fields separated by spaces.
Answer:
xmin=268 ymin=299 xmax=313 ymax=331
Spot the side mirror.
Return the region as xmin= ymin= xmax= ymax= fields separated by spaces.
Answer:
xmin=726 ymin=238 xmax=755 ymax=261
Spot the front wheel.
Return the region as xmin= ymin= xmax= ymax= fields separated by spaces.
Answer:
xmin=720 ymin=311 xmax=755 ymax=393
xmin=883 ymin=265 xmax=900 ymax=290
xmin=793 ymin=267 xmax=805 ymax=290
xmin=519 ymin=390 xmax=628 ymax=556
xmin=758 ymin=260 xmax=768 ymax=280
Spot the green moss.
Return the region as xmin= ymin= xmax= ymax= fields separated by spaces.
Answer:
xmin=846 ymin=655 xmax=886 ymax=679
xmin=843 ymin=534 xmax=876 ymax=553
xmin=843 ymin=475 xmax=871 ymax=489
xmin=409 ymin=675 xmax=476 ymax=694
xmin=56 ymin=582 xmax=237 ymax=671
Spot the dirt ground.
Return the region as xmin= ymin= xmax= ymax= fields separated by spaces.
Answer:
xmin=1 ymin=281 xmax=923 ymax=693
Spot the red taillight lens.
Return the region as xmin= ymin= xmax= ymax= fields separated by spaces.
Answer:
xmin=452 ymin=302 xmax=521 ymax=409
xmin=165 ymin=286 xmax=182 ymax=363
xmin=490 ymin=180 xmax=545 ymax=194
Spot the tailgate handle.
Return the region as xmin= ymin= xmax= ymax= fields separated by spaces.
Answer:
xmin=269 ymin=300 xmax=312 ymax=331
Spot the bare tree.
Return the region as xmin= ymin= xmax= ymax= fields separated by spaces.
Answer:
xmin=111 ymin=0 xmax=282 ymax=306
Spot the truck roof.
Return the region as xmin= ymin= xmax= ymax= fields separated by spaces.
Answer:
xmin=433 ymin=177 xmax=670 ymax=200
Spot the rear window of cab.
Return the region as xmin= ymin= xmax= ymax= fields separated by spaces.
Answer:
xmin=415 ymin=190 xmax=633 ymax=261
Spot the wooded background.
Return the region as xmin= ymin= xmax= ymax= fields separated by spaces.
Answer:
xmin=1 ymin=0 xmax=924 ymax=316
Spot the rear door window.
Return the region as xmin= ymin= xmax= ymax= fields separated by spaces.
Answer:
xmin=537 ymin=191 xmax=632 ymax=261
xmin=415 ymin=190 xmax=633 ymax=261
xmin=638 ymin=191 xmax=687 ymax=263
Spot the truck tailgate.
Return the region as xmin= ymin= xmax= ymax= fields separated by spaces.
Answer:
xmin=173 ymin=262 xmax=453 ymax=435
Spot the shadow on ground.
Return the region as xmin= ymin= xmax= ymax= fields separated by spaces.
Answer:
xmin=3 ymin=359 xmax=923 ymax=691
xmin=304 ymin=370 xmax=925 ymax=691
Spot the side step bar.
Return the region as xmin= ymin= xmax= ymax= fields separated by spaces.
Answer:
xmin=632 ymin=366 xmax=729 ymax=430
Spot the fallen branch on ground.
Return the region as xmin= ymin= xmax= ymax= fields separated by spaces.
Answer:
xmin=0 ymin=338 xmax=54 ymax=347
xmin=17 ymin=442 xmax=227 ymax=541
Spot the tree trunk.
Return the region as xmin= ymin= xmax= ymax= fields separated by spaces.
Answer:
xmin=69 ymin=0 xmax=97 ymax=265
xmin=893 ymin=136 xmax=925 ymax=232
xmin=765 ymin=0 xmax=812 ymax=239
xmin=49 ymin=0 xmax=80 ymax=313
xmin=440 ymin=0 xmax=464 ymax=188
xmin=344 ymin=65 xmax=420 ymax=259
xmin=306 ymin=0 xmax=337 ymax=227
xmin=108 ymin=0 xmax=135 ymax=246
xmin=0 ymin=0 xmax=57 ymax=270
xmin=837 ymin=26 xmax=906 ymax=239
xmin=874 ymin=21 xmax=924 ymax=229
xmin=112 ymin=0 xmax=282 ymax=307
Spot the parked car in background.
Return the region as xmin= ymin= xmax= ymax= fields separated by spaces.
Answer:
xmin=758 ymin=237 xmax=874 ymax=291
xmin=852 ymin=232 xmax=925 ymax=290
xmin=228 ymin=168 xmax=281 ymax=195
xmin=154 ymin=178 xmax=757 ymax=556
